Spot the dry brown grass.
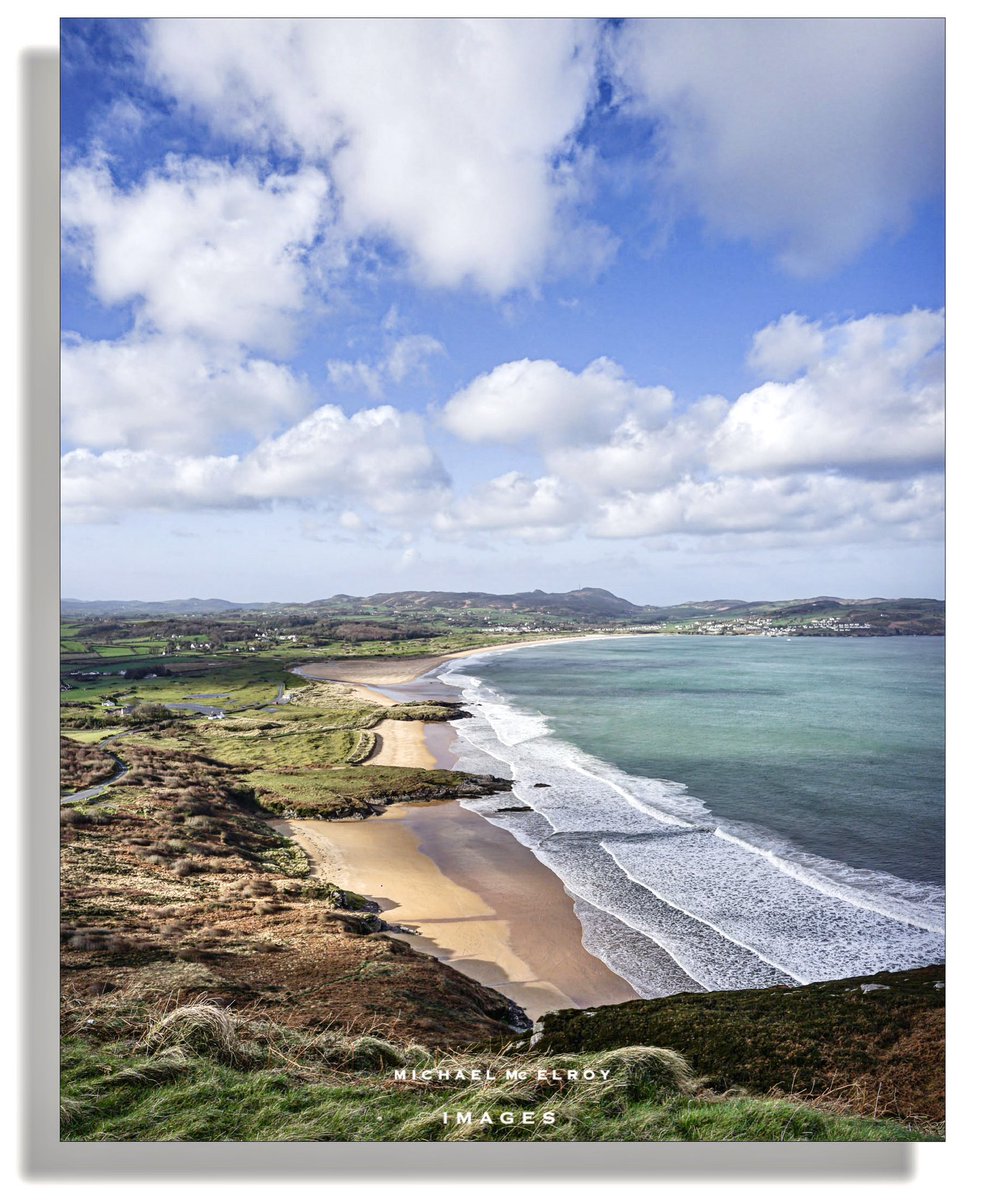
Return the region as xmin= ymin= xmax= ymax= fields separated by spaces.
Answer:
xmin=59 ymin=741 xmax=531 ymax=1048
xmin=60 ymin=736 xmax=120 ymax=795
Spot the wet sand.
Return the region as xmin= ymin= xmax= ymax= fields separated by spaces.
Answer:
xmin=282 ymin=802 xmax=638 ymax=1019
xmin=292 ymin=633 xmax=618 ymax=687
xmin=284 ymin=637 xmax=640 ymax=1017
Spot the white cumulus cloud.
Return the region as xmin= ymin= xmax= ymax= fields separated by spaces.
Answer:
xmin=436 ymin=308 xmax=944 ymax=547
xmin=435 ymin=472 xmax=585 ymax=541
xmin=62 ymin=404 xmax=449 ymax=524
xmin=145 ymin=17 xmax=606 ymax=295
xmin=441 ymin=357 xmax=674 ymax=448
xmin=62 ymin=156 xmax=327 ymax=353
xmin=588 ymin=472 xmax=945 ymax=542
xmin=711 ymin=310 xmax=945 ymax=474
xmin=61 ymin=333 xmax=312 ymax=455
xmin=747 ymin=313 xmax=827 ymax=380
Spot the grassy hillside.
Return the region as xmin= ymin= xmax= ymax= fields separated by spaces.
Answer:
xmin=61 ymin=1003 xmax=936 ymax=1142
xmin=538 ymin=967 xmax=945 ymax=1127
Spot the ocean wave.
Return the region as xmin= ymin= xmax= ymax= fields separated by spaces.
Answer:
xmin=438 ymin=664 xmax=709 ymax=830
xmin=436 ymin=654 xmax=945 ymax=994
xmin=712 ymin=826 xmax=945 ymax=935
xmin=601 ymin=834 xmax=944 ymax=984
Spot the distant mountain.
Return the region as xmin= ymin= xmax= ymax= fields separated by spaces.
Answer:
xmin=60 ymin=597 xmax=270 ymax=616
xmin=341 ymin=587 xmax=646 ymax=617
xmin=60 ymin=590 xmax=945 ymax=629
xmin=61 ymin=588 xmax=645 ymax=619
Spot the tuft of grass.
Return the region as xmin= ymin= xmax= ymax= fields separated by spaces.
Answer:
xmin=256 ymin=837 xmax=310 ymax=878
xmin=142 ymin=1003 xmax=261 ymax=1067
xmin=538 ymin=965 xmax=945 ymax=1126
xmin=61 ymin=1011 xmax=934 ymax=1143
xmin=396 ymin=1045 xmax=699 ymax=1141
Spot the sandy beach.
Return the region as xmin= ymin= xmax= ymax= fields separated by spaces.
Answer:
xmin=280 ymin=803 xmax=638 ymax=1018
xmin=292 ymin=633 xmax=618 ymax=687
xmin=283 ymin=639 xmax=639 ymax=1016
xmin=365 ymin=718 xmax=437 ymax=768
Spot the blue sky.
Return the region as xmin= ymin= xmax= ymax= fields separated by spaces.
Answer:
xmin=60 ymin=17 xmax=945 ymax=604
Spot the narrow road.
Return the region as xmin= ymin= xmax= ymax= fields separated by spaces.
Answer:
xmin=60 ymin=729 xmax=134 ymax=805
xmin=61 ymin=680 xmax=286 ymax=803
xmin=60 ymin=751 xmax=129 ymax=805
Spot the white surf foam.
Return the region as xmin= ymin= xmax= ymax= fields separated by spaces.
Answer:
xmin=437 ymin=654 xmax=946 ymax=994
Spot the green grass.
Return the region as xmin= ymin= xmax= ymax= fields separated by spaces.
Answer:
xmin=256 ymin=835 xmax=312 ymax=877
xmin=60 ymin=663 xmax=389 ymax=780
xmin=201 ymin=727 xmax=373 ymax=770
xmin=245 ymin=765 xmax=381 ymax=811
xmin=385 ymin=703 xmax=465 ymax=722
xmin=60 ymin=1014 xmax=930 ymax=1143
xmin=539 ymin=966 xmax=945 ymax=1127
xmin=60 ymin=1039 xmax=425 ymax=1141
xmin=86 ymin=643 xmax=168 ymax=658
xmin=248 ymin=765 xmax=508 ymax=818
xmin=61 ymin=727 xmax=127 ymax=745
xmin=120 ymin=666 xmax=297 ymax=711
xmin=61 ymin=656 xmax=300 ymax=711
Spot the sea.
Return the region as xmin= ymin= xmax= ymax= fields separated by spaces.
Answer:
xmin=433 ymin=635 xmax=945 ymax=998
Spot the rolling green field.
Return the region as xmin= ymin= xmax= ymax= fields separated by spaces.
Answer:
xmin=62 ymin=657 xmax=298 ymax=710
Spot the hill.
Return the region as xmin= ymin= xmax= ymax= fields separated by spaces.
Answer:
xmin=334 ymin=587 xmax=645 ymax=617
xmin=60 ymin=589 xmax=945 ymax=635
xmin=538 ymin=965 xmax=944 ymax=1126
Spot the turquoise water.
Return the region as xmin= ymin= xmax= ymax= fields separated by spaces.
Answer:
xmin=436 ymin=636 xmax=944 ymax=997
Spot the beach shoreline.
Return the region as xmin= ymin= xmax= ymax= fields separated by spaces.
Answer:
xmin=284 ymin=638 xmax=640 ymax=1016
xmin=277 ymin=802 xmax=638 ymax=1019
xmin=291 ymin=631 xmax=638 ymax=687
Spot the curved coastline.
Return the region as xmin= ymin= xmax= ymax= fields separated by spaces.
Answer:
xmin=286 ymin=641 xmax=642 ymax=1017
xmin=288 ymin=635 xmax=944 ymax=1005
xmin=432 ymin=640 xmax=946 ymax=997
xmin=290 ymin=630 xmax=654 ymax=689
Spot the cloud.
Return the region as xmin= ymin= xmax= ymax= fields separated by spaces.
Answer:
xmin=546 ymin=397 xmax=727 ymax=494
xmin=327 ymin=332 xmax=445 ymax=400
xmin=588 ymin=473 xmax=944 ymax=541
xmin=62 ymin=403 xmax=449 ymax=523
xmin=384 ymin=335 xmax=445 ymax=385
xmin=145 ymin=17 xmax=606 ymax=294
xmin=441 ymin=357 xmax=674 ymax=448
xmin=62 ymin=155 xmax=327 ymax=353
xmin=711 ymin=310 xmax=945 ymax=474
xmin=325 ymin=359 xmax=385 ymax=399
xmin=612 ymin=18 xmax=944 ymax=275
xmin=435 ymin=472 xmax=586 ymax=541
xmin=436 ymin=308 xmax=944 ymax=546
xmin=746 ymin=313 xmax=827 ymax=380
xmin=61 ymin=333 xmax=311 ymax=454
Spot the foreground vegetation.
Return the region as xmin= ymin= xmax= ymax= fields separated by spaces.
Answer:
xmin=540 ymin=967 xmax=945 ymax=1129
xmin=61 ymin=1000 xmax=934 ymax=1142
xmin=58 ymin=611 xmax=945 ymax=1142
